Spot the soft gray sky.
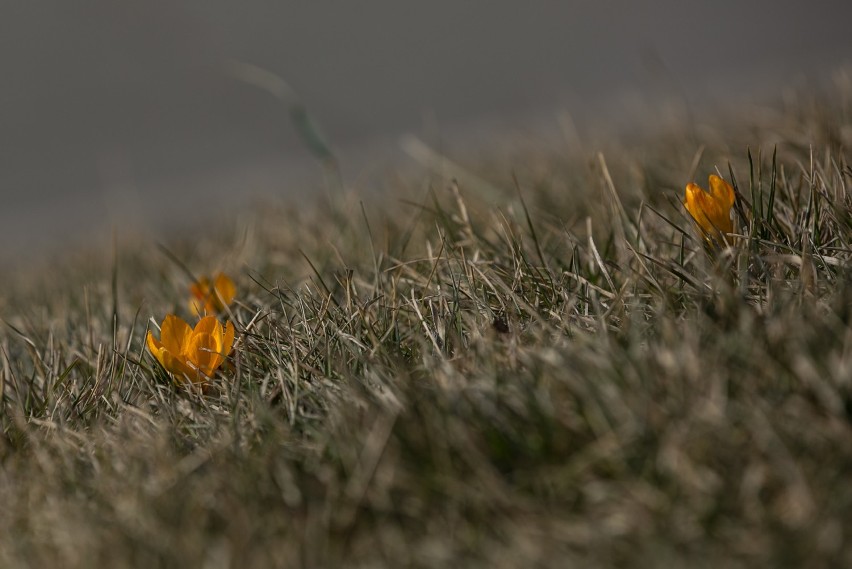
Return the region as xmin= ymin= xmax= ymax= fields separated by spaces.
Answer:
xmin=1 ymin=1 xmax=850 ymax=260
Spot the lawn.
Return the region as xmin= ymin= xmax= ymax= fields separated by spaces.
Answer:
xmin=0 ymin=83 xmax=850 ymax=568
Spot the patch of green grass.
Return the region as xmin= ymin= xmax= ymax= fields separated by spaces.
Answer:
xmin=0 ymin=84 xmax=851 ymax=567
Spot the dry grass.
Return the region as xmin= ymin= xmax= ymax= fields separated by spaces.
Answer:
xmin=0 ymin=82 xmax=851 ymax=568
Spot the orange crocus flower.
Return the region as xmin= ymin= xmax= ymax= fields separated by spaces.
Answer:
xmin=684 ymin=174 xmax=735 ymax=243
xmin=189 ymin=272 xmax=236 ymax=316
xmin=146 ymin=314 xmax=235 ymax=385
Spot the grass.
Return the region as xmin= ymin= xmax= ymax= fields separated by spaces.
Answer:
xmin=0 ymin=81 xmax=851 ymax=568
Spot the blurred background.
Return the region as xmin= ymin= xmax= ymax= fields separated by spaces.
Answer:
xmin=1 ymin=1 xmax=850 ymax=262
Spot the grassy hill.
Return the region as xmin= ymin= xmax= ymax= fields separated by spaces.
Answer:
xmin=0 ymin=84 xmax=850 ymax=567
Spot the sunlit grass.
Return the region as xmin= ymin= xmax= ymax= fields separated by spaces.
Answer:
xmin=0 ymin=83 xmax=850 ymax=567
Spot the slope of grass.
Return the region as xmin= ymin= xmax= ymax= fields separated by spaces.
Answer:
xmin=0 ymin=84 xmax=851 ymax=567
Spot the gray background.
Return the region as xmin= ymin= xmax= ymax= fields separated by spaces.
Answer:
xmin=1 ymin=1 xmax=850 ymax=260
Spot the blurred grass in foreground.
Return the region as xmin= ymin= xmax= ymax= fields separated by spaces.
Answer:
xmin=0 ymin=80 xmax=851 ymax=568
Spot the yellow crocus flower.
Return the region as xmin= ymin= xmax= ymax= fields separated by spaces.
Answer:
xmin=146 ymin=314 xmax=235 ymax=384
xmin=189 ymin=272 xmax=236 ymax=316
xmin=684 ymin=174 xmax=735 ymax=242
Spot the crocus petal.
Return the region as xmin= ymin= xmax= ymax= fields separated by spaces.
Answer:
xmin=161 ymin=314 xmax=193 ymax=355
xmin=189 ymin=329 xmax=219 ymax=377
xmin=684 ymin=177 xmax=734 ymax=240
xmin=189 ymin=277 xmax=213 ymax=316
xmin=188 ymin=298 xmax=205 ymax=318
xmin=148 ymin=311 xmax=236 ymax=385
xmin=684 ymin=183 xmax=702 ymax=221
xmin=188 ymin=273 xmax=236 ymax=315
xmin=685 ymin=183 xmax=713 ymax=235
xmin=706 ymin=175 xmax=734 ymax=234
xmin=190 ymin=277 xmax=211 ymax=300
xmin=148 ymin=328 xmax=200 ymax=382
xmin=161 ymin=350 xmax=201 ymax=383
xmin=209 ymin=320 xmax=234 ymax=376
xmin=187 ymin=316 xmax=220 ymax=376
xmin=709 ymin=174 xmax=735 ymax=210
xmin=146 ymin=331 xmax=167 ymax=370
xmin=187 ymin=316 xmax=237 ymax=378
xmin=213 ymin=273 xmax=237 ymax=307
xmin=198 ymin=321 xmax=234 ymax=377
xmin=193 ymin=315 xmax=221 ymax=338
